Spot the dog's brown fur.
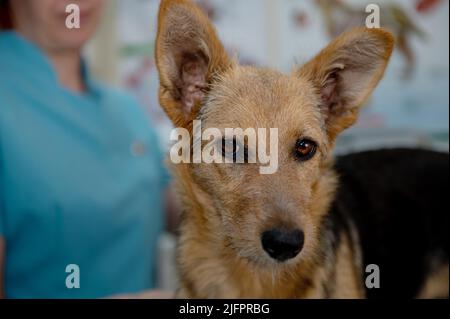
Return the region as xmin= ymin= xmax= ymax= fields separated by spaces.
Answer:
xmin=155 ymin=0 xmax=447 ymax=298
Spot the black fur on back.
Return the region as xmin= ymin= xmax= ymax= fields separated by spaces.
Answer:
xmin=329 ymin=148 xmax=448 ymax=298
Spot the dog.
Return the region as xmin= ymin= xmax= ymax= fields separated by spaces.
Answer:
xmin=155 ymin=0 xmax=448 ymax=298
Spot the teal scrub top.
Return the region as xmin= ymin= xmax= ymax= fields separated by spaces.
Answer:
xmin=0 ymin=31 xmax=170 ymax=298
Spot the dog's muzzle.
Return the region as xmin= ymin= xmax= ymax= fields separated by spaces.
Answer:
xmin=261 ymin=229 xmax=304 ymax=262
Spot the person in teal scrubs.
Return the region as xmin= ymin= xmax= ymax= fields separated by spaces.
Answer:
xmin=0 ymin=0 xmax=173 ymax=298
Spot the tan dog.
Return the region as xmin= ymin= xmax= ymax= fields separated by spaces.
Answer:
xmin=155 ymin=0 xmax=448 ymax=298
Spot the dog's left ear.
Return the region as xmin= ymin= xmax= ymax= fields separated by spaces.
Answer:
xmin=298 ymin=28 xmax=394 ymax=141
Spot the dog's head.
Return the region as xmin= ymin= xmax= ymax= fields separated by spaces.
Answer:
xmin=156 ymin=0 xmax=393 ymax=266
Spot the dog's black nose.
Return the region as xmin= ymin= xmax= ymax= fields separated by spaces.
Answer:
xmin=261 ymin=229 xmax=304 ymax=262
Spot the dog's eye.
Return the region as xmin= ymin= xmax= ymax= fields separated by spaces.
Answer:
xmin=295 ymin=139 xmax=317 ymax=161
xmin=222 ymin=138 xmax=248 ymax=163
xmin=222 ymin=138 xmax=238 ymax=156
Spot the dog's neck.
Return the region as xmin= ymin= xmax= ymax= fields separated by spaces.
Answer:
xmin=173 ymin=160 xmax=340 ymax=298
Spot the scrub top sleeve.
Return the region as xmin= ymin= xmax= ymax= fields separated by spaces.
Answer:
xmin=0 ymin=177 xmax=3 ymax=237
xmin=160 ymin=160 xmax=172 ymax=189
xmin=124 ymin=92 xmax=172 ymax=190
xmin=0 ymin=198 xmax=3 ymax=237
xmin=0 ymin=145 xmax=3 ymax=237
xmin=156 ymin=137 xmax=172 ymax=190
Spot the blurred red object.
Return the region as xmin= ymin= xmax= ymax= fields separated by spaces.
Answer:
xmin=416 ymin=0 xmax=442 ymax=13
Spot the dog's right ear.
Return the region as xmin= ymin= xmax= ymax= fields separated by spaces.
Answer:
xmin=155 ymin=0 xmax=231 ymax=128
xmin=297 ymin=28 xmax=394 ymax=142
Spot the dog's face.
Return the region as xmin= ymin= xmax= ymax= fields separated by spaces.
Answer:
xmin=189 ymin=68 xmax=330 ymax=265
xmin=156 ymin=0 xmax=393 ymax=266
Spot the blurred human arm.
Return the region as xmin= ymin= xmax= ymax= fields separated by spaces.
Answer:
xmin=107 ymin=290 xmax=174 ymax=299
xmin=165 ymin=184 xmax=181 ymax=234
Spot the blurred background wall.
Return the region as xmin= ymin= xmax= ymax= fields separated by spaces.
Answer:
xmin=85 ymin=0 xmax=449 ymax=155
xmin=87 ymin=0 xmax=449 ymax=152
xmin=84 ymin=0 xmax=449 ymax=289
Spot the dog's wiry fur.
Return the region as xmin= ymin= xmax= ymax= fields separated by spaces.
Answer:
xmin=155 ymin=0 xmax=448 ymax=298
